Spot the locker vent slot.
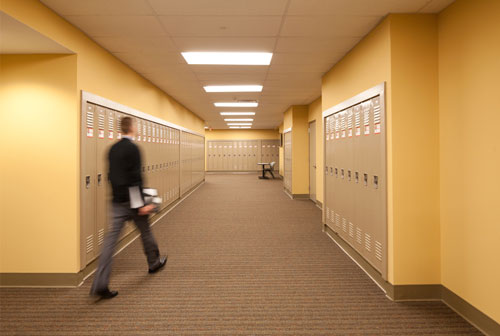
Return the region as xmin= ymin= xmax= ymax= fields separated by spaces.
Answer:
xmin=108 ymin=114 xmax=114 ymax=130
xmin=355 ymin=109 xmax=361 ymax=127
xmin=86 ymin=235 xmax=94 ymax=253
xmin=335 ymin=213 xmax=341 ymax=228
xmin=373 ymin=98 xmax=381 ymax=124
xmin=342 ymin=218 xmax=347 ymax=232
xmin=356 ymin=228 xmax=362 ymax=245
xmin=349 ymin=222 xmax=354 ymax=238
xmin=117 ymin=115 xmax=122 ymax=130
xmin=98 ymin=229 xmax=105 ymax=246
xmin=326 ymin=207 xmax=330 ymax=220
xmin=86 ymin=110 xmax=94 ymax=127
xmin=365 ymin=234 xmax=372 ymax=252
xmin=363 ymin=104 xmax=370 ymax=125
xmin=375 ymin=241 xmax=383 ymax=261
xmin=98 ymin=114 xmax=105 ymax=129
xmin=341 ymin=114 xmax=346 ymax=130
xmin=347 ymin=110 xmax=353 ymax=129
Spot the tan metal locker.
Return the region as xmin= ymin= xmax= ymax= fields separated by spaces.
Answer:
xmin=322 ymin=83 xmax=387 ymax=279
xmin=81 ymin=103 xmax=97 ymax=265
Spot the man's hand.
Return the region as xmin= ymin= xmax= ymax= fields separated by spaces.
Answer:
xmin=138 ymin=204 xmax=155 ymax=216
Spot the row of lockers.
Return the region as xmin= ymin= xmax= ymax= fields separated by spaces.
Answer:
xmin=181 ymin=132 xmax=205 ymax=194
xmin=81 ymin=101 xmax=204 ymax=268
xmin=323 ymin=91 xmax=387 ymax=278
xmin=206 ymin=139 xmax=279 ymax=171
xmin=283 ymin=132 xmax=292 ymax=193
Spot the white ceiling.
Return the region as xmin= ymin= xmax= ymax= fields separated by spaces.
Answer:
xmin=0 ymin=11 xmax=72 ymax=54
xmin=39 ymin=0 xmax=454 ymax=129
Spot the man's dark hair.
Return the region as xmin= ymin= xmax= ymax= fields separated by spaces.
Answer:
xmin=121 ymin=117 xmax=134 ymax=134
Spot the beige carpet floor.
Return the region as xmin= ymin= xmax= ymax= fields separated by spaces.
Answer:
xmin=0 ymin=174 xmax=482 ymax=335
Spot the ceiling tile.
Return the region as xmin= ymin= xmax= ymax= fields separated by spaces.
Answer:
xmin=271 ymin=52 xmax=342 ymax=65
xmin=275 ymin=36 xmax=361 ymax=53
xmin=268 ymin=63 xmax=333 ymax=73
xmin=93 ymin=36 xmax=177 ymax=53
xmin=112 ymin=52 xmax=185 ymax=66
xmin=281 ymin=15 xmax=381 ymax=37
xmin=419 ymin=0 xmax=456 ymax=13
xmin=287 ymin=0 xmax=428 ymax=16
xmin=41 ymin=0 xmax=154 ymax=15
xmin=158 ymin=16 xmax=282 ymax=37
xmin=196 ymin=73 xmax=268 ymax=82
xmin=149 ymin=0 xmax=288 ymax=15
xmin=172 ymin=37 xmax=276 ymax=52
xmin=65 ymin=15 xmax=166 ymax=37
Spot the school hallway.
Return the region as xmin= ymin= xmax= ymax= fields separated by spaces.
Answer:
xmin=0 ymin=174 xmax=481 ymax=335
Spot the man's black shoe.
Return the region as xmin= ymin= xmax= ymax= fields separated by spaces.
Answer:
xmin=149 ymin=255 xmax=167 ymax=274
xmin=95 ymin=289 xmax=118 ymax=300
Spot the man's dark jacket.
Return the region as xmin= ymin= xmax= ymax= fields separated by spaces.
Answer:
xmin=108 ymin=137 xmax=143 ymax=203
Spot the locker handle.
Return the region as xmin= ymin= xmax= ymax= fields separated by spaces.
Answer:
xmin=335 ymin=168 xmax=338 ymax=178
xmin=373 ymin=175 xmax=379 ymax=189
xmin=85 ymin=175 xmax=91 ymax=189
xmin=355 ymin=172 xmax=359 ymax=183
xmin=364 ymin=173 xmax=368 ymax=186
xmin=325 ymin=166 xmax=329 ymax=174
xmin=348 ymin=170 xmax=351 ymax=181
xmin=341 ymin=169 xmax=344 ymax=179
xmin=97 ymin=173 xmax=102 ymax=186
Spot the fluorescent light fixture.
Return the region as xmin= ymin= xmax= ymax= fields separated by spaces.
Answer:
xmin=204 ymin=126 xmax=208 ymax=129
xmin=220 ymin=112 xmax=255 ymax=116
xmin=182 ymin=52 xmax=272 ymax=65
xmin=224 ymin=118 xmax=253 ymax=122
xmin=215 ymin=102 xmax=258 ymax=107
xmin=229 ymin=126 xmax=241 ymax=129
xmin=204 ymin=85 xmax=263 ymax=93
xmin=227 ymin=123 xmax=252 ymax=126
xmin=240 ymin=126 xmax=251 ymax=129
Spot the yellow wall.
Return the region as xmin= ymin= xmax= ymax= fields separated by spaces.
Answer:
xmin=390 ymin=15 xmax=440 ymax=285
xmin=204 ymin=129 xmax=280 ymax=171
xmin=0 ymin=0 xmax=204 ymax=134
xmin=0 ymin=0 xmax=205 ymax=273
xmin=282 ymin=106 xmax=309 ymax=194
xmin=439 ymin=0 xmax=500 ymax=323
xmin=291 ymin=106 xmax=309 ymax=195
xmin=278 ymin=123 xmax=284 ymax=176
xmin=0 ymin=55 xmax=79 ymax=272
xmin=322 ymin=15 xmax=441 ymax=285
xmin=307 ymin=97 xmax=323 ymax=203
xmin=322 ymin=18 xmax=394 ymax=281
xmin=205 ymin=129 xmax=279 ymax=141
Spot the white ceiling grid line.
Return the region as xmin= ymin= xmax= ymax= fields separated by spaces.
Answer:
xmin=39 ymin=0 xmax=456 ymax=129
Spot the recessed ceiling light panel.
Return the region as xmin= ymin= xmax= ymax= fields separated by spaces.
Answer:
xmin=215 ymin=102 xmax=258 ymax=107
xmin=204 ymin=85 xmax=263 ymax=92
xmin=220 ymin=112 xmax=255 ymax=116
xmin=182 ymin=52 xmax=272 ymax=65
xmin=227 ymin=123 xmax=252 ymax=126
xmin=224 ymin=118 xmax=253 ymax=122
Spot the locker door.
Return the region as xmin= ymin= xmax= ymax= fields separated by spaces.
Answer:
xmin=95 ymin=106 xmax=108 ymax=256
xmin=324 ymin=115 xmax=330 ymax=227
xmin=353 ymin=104 xmax=363 ymax=251
xmin=81 ymin=103 xmax=97 ymax=266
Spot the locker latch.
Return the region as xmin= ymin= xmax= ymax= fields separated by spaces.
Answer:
xmin=355 ymin=172 xmax=359 ymax=183
xmin=348 ymin=170 xmax=352 ymax=181
xmin=373 ymin=175 xmax=379 ymax=189
xmin=85 ymin=176 xmax=91 ymax=189
xmin=341 ymin=169 xmax=345 ymax=179
xmin=97 ymin=173 xmax=102 ymax=186
xmin=364 ymin=173 xmax=368 ymax=186
xmin=335 ymin=168 xmax=338 ymax=178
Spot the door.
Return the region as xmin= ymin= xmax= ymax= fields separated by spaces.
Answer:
xmin=309 ymin=121 xmax=316 ymax=202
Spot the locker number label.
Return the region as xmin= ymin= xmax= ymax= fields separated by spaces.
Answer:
xmin=108 ymin=131 xmax=114 ymax=139
xmin=364 ymin=125 xmax=370 ymax=135
xmin=374 ymin=123 xmax=381 ymax=134
xmin=98 ymin=129 xmax=105 ymax=139
xmin=356 ymin=127 xmax=361 ymax=136
xmin=87 ymin=127 xmax=93 ymax=138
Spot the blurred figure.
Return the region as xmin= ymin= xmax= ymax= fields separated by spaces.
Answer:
xmin=90 ymin=117 xmax=167 ymax=300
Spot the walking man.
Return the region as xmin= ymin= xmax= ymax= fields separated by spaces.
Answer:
xmin=90 ymin=116 xmax=167 ymax=299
